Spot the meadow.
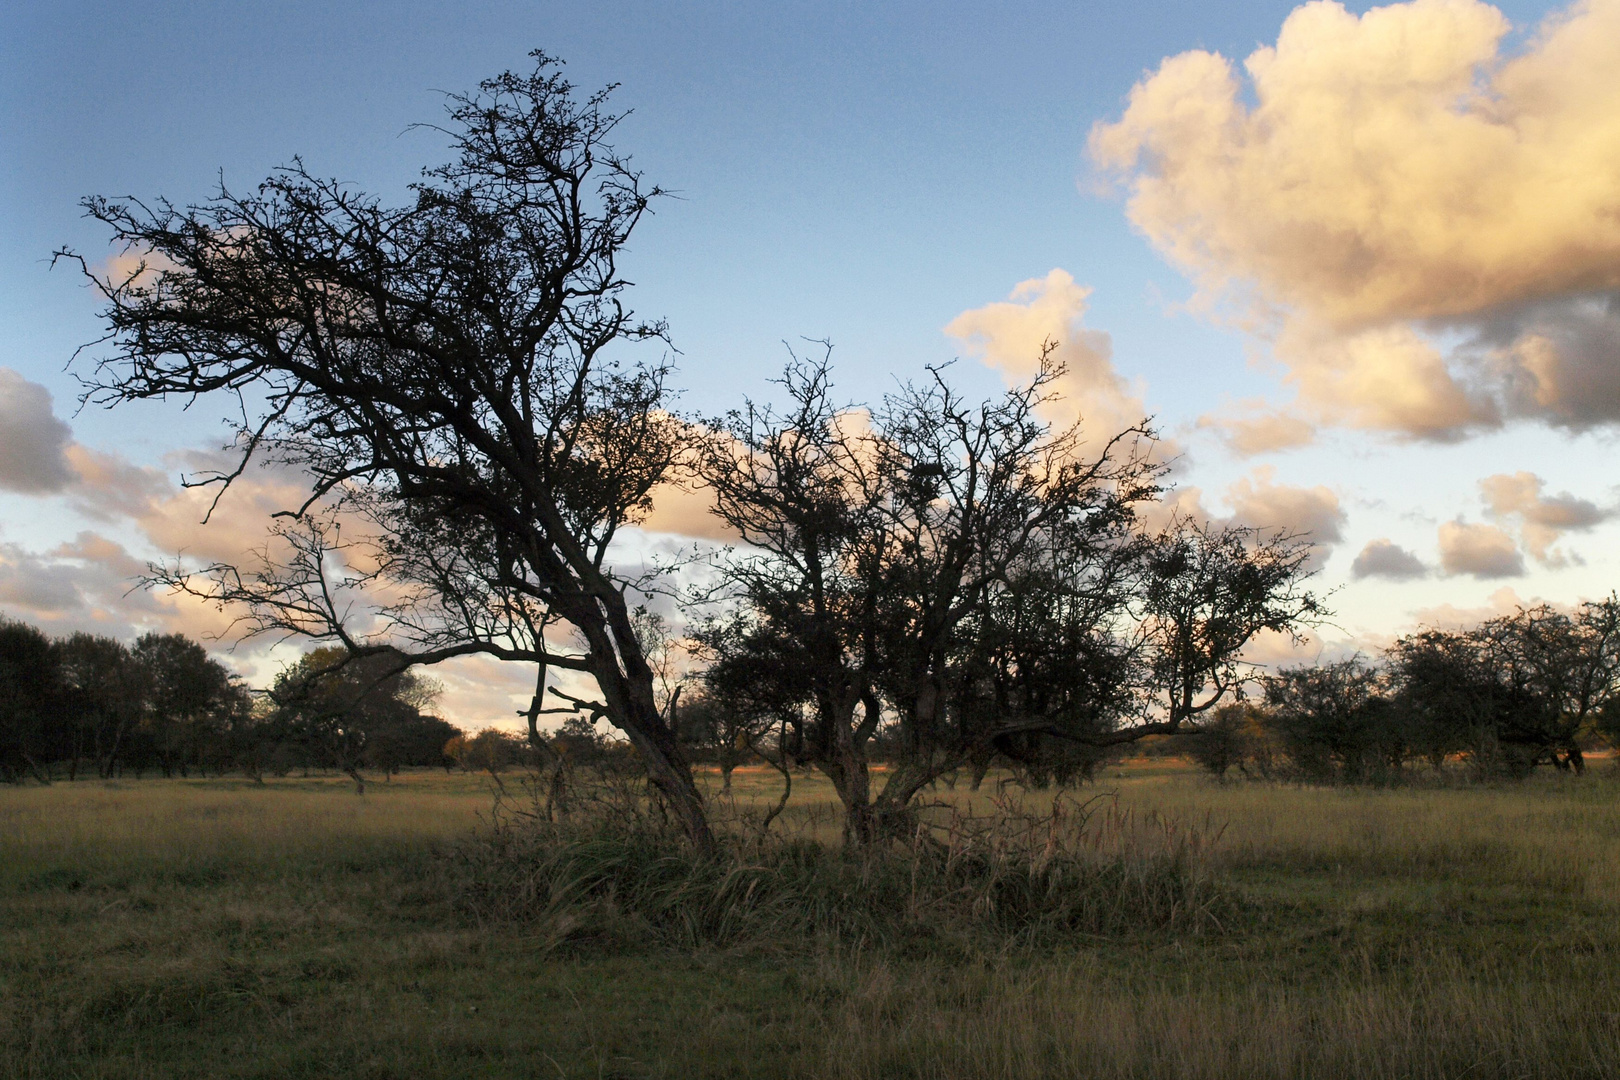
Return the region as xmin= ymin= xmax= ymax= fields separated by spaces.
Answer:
xmin=5 ymin=761 xmax=1620 ymax=1079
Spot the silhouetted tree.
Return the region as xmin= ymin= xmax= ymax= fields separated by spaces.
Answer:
xmin=269 ymin=647 xmax=442 ymax=792
xmin=55 ymin=633 xmax=150 ymax=779
xmin=1385 ymin=601 xmax=1620 ymax=778
xmin=695 ymin=350 xmax=1315 ymax=839
xmin=1473 ymin=601 xmax=1620 ymax=774
xmin=65 ymin=55 xmax=713 ymax=846
xmin=0 ymin=620 xmax=60 ymax=782
xmin=1264 ymin=657 xmax=1392 ymax=782
xmin=1133 ymin=517 xmax=1322 ymax=738
xmin=131 ymin=632 xmax=247 ymax=778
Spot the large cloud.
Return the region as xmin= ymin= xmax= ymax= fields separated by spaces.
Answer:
xmin=0 ymin=530 xmax=247 ymax=646
xmin=1090 ymin=0 xmax=1620 ymax=437
xmin=638 ymin=480 xmax=737 ymax=542
xmin=0 ymin=369 xmax=76 ymax=493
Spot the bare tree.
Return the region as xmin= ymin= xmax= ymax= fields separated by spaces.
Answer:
xmin=695 ymin=352 xmax=885 ymax=837
xmin=61 ymin=54 xmax=714 ymax=847
xmin=694 ymin=347 xmax=1165 ymax=840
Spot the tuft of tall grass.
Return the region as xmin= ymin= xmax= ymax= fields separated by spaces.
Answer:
xmin=444 ymin=789 xmax=1233 ymax=952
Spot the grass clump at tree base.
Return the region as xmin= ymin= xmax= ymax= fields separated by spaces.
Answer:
xmin=444 ymin=785 xmax=1235 ymax=953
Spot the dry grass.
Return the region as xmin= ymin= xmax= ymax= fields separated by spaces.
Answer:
xmin=813 ymin=953 xmax=1620 ymax=1079
xmin=0 ymin=772 xmax=493 ymax=897
xmin=4 ymin=761 xmax=1620 ymax=1078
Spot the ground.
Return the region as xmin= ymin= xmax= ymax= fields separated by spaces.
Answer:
xmin=4 ymin=761 xmax=1620 ymax=1078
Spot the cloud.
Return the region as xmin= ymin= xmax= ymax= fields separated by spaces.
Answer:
xmin=0 ymin=542 xmax=91 ymax=615
xmin=0 ymin=529 xmax=249 ymax=646
xmin=1195 ymin=401 xmax=1316 ymax=455
xmin=1411 ymin=585 xmax=1532 ymax=629
xmin=1478 ymin=470 xmax=1610 ymax=564
xmin=1438 ymin=519 xmax=1524 ymax=577
xmin=1223 ymin=465 xmax=1344 ymax=545
xmin=0 ymin=369 xmax=76 ymax=493
xmin=1090 ymin=0 xmax=1620 ymax=437
xmin=64 ymin=444 xmax=172 ymax=521
xmin=945 ymin=269 xmax=1152 ymax=450
xmin=130 ymin=454 xmax=314 ymax=567
xmin=638 ymin=480 xmax=737 ymax=542
xmin=1350 ymin=538 xmax=1428 ymax=580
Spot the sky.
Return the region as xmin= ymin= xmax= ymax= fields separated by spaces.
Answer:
xmin=3 ymin=0 xmax=1618 ymax=728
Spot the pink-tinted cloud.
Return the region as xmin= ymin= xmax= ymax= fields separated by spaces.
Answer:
xmin=1438 ymin=519 xmax=1525 ymax=578
xmin=1478 ymin=470 xmax=1609 ymax=565
xmin=946 ymin=269 xmax=1153 ymax=453
xmin=1411 ymin=585 xmax=1534 ymax=629
xmin=1195 ymin=402 xmax=1316 ymax=456
xmin=1223 ymin=466 xmax=1344 ymax=545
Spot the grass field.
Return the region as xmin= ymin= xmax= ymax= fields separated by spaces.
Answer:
xmin=5 ymin=762 xmax=1620 ymax=1078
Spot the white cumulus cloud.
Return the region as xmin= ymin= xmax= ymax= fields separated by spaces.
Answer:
xmin=1091 ymin=0 xmax=1620 ymax=437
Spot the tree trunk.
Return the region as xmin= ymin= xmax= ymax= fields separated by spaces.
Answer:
xmin=21 ymin=753 xmax=50 ymax=785
xmin=621 ymin=714 xmax=714 ymax=852
xmin=869 ymin=755 xmax=959 ymax=838
xmin=566 ymin=589 xmax=715 ymax=853
xmin=814 ymin=688 xmax=878 ymax=844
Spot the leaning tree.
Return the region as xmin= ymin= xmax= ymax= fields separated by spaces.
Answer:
xmin=60 ymin=54 xmax=715 ymax=847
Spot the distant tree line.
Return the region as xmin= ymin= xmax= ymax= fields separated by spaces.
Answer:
xmin=1183 ymin=600 xmax=1620 ymax=783
xmin=0 ymin=623 xmax=463 ymax=785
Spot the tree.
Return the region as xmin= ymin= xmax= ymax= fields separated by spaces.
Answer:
xmin=1131 ymin=517 xmax=1322 ymax=740
xmin=131 ymin=632 xmax=246 ymax=778
xmin=1263 ymin=657 xmax=1392 ymax=782
xmin=1385 ymin=628 xmax=1502 ymax=772
xmin=57 ymin=633 xmax=150 ymax=779
xmin=1388 ymin=601 xmax=1620 ymax=778
xmin=860 ymin=355 xmax=1159 ymax=823
xmin=269 ymin=646 xmax=442 ymax=792
xmin=1184 ymin=702 xmax=1265 ymax=780
xmin=695 ymin=349 xmax=1192 ymax=840
xmin=365 ymin=713 xmax=463 ymax=774
xmin=66 ymin=55 xmax=713 ymax=846
xmin=944 ymin=528 xmax=1141 ymax=788
xmin=1474 ymin=601 xmax=1620 ymax=774
xmin=0 ymin=620 xmax=61 ymax=783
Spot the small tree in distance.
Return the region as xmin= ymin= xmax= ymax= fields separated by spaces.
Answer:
xmin=269 ymin=647 xmax=445 ymax=793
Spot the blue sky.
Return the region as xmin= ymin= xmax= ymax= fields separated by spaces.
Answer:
xmin=3 ymin=0 xmax=1616 ymax=724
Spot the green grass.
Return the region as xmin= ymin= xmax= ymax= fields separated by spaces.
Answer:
xmin=5 ymin=763 xmax=1620 ymax=1077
